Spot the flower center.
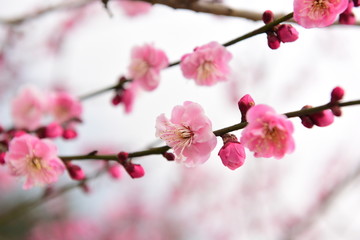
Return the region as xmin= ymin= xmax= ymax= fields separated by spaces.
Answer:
xmin=159 ymin=124 xmax=194 ymax=153
xmin=30 ymin=157 xmax=43 ymax=170
xmin=131 ymin=59 xmax=149 ymax=78
xmin=308 ymin=0 xmax=329 ymax=19
xmin=264 ymin=124 xmax=285 ymax=146
xmin=197 ymin=61 xmax=216 ymax=81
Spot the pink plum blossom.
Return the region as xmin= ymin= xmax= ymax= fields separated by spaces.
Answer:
xmin=128 ymin=44 xmax=169 ymax=91
xmin=240 ymin=104 xmax=295 ymax=159
xmin=293 ymin=0 xmax=349 ymax=28
xmin=49 ymin=91 xmax=82 ymax=124
xmin=180 ymin=41 xmax=232 ymax=86
xmin=29 ymin=219 xmax=100 ymax=240
xmin=5 ymin=134 xmax=65 ymax=189
xmin=155 ymin=101 xmax=217 ymax=167
xmin=11 ymin=86 xmax=47 ymax=131
xmin=117 ymin=0 xmax=152 ymax=17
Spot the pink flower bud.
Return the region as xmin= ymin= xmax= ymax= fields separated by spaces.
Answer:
xmin=62 ymin=128 xmax=77 ymax=139
xmin=331 ymin=105 xmax=342 ymax=117
xmin=262 ymin=10 xmax=274 ymax=24
xmin=330 ymin=86 xmax=345 ymax=103
xmin=353 ymin=0 xmax=360 ymax=7
xmin=80 ymin=183 xmax=91 ymax=194
xmin=125 ymin=163 xmax=145 ymax=179
xmin=238 ymin=94 xmax=255 ymax=122
xmin=67 ymin=163 xmax=86 ymax=180
xmin=267 ymin=32 xmax=281 ymax=50
xmin=339 ymin=12 xmax=356 ymax=25
xmin=117 ymin=151 xmax=129 ymax=164
xmin=276 ymin=24 xmax=299 ymax=43
xmin=108 ymin=163 xmax=122 ymax=179
xmin=0 ymin=152 xmax=5 ymax=165
xmin=300 ymin=105 xmax=314 ymax=128
xmin=45 ymin=122 xmax=63 ymax=138
xmin=162 ymin=152 xmax=175 ymax=161
xmin=300 ymin=115 xmax=314 ymax=128
xmin=218 ymin=134 xmax=246 ymax=170
xmin=309 ymin=110 xmax=334 ymax=127
xmin=111 ymin=94 xmax=122 ymax=106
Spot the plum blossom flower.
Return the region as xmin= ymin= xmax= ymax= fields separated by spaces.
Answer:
xmin=11 ymin=86 xmax=47 ymax=131
xmin=128 ymin=44 xmax=169 ymax=91
xmin=155 ymin=101 xmax=217 ymax=167
xmin=180 ymin=41 xmax=232 ymax=86
xmin=5 ymin=134 xmax=65 ymax=189
xmin=117 ymin=0 xmax=152 ymax=17
xmin=293 ymin=0 xmax=349 ymax=28
xmin=240 ymin=104 xmax=295 ymax=159
xmin=49 ymin=91 xmax=82 ymax=124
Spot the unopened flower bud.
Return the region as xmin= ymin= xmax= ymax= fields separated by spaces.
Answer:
xmin=162 ymin=152 xmax=175 ymax=161
xmin=117 ymin=151 xmax=129 ymax=164
xmin=45 ymin=122 xmax=63 ymax=138
xmin=62 ymin=128 xmax=77 ymax=139
xmin=339 ymin=2 xmax=356 ymax=25
xmin=80 ymin=183 xmax=91 ymax=194
xmin=300 ymin=105 xmax=314 ymax=128
xmin=67 ymin=163 xmax=86 ymax=180
xmin=238 ymin=94 xmax=255 ymax=122
xmin=0 ymin=152 xmax=5 ymax=165
xmin=218 ymin=134 xmax=246 ymax=170
xmin=267 ymin=32 xmax=281 ymax=50
xmin=111 ymin=94 xmax=122 ymax=106
xmin=310 ymin=110 xmax=334 ymax=127
xmin=353 ymin=0 xmax=360 ymax=7
xmin=330 ymin=86 xmax=345 ymax=103
xmin=262 ymin=10 xmax=274 ymax=24
xmin=331 ymin=105 xmax=342 ymax=117
xmin=108 ymin=163 xmax=122 ymax=179
xmin=125 ymin=163 xmax=145 ymax=179
xmin=276 ymin=24 xmax=299 ymax=43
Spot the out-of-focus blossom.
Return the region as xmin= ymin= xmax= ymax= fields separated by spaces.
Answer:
xmin=156 ymin=101 xmax=217 ymax=167
xmin=5 ymin=134 xmax=65 ymax=189
xmin=180 ymin=41 xmax=232 ymax=86
xmin=11 ymin=86 xmax=47 ymax=131
xmin=241 ymin=104 xmax=295 ymax=159
xmin=122 ymin=83 xmax=140 ymax=113
xmin=293 ymin=0 xmax=349 ymax=28
xmin=117 ymin=0 xmax=152 ymax=17
xmin=128 ymin=44 xmax=169 ymax=91
xmin=28 ymin=219 xmax=100 ymax=240
xmin=45 ymin=122 xmax=64 ymax=138
xmin=108 ymin=163 xmax=122 ymax=179
xmin=49 ymin=91 xmax=82 ymax=124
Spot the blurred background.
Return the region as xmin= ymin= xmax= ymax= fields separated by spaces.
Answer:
xmin=1 ymin=0 xmax=360 ymax=239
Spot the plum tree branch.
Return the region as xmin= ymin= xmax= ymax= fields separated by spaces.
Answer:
xmin=59 ymin=99 xmax=360 ymax=161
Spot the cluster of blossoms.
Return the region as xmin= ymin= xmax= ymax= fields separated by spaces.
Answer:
xmin=262 ymin=10 xmax=299 ymax=50
xmin=113 ymin=41 xmax=233 ymax=112
xmin=10 ymin=85 xmax=82 ymax=139
xmin=156 ymin=87 xmax=344 ymax=170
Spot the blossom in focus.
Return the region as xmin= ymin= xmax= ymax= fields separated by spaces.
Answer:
xmin=117 ymin=0 xmax=152 ymax=17
xmin=240 ymin=104 xmax=295 ymax=159
xmin=49 ymin=91 xmax=82 ymax=124
xmin=218 ymin=134 xmax=246 ymax=170
xmin=180 ymin=41 xmax=232 ymax=86
xmin=11 ymin=86 xmax=47 ymax=131
xmin=5 ymin=134 xmax=65 ymax=189
xmin=128 ymin=44 xmax=169 ymax=91
xmin=155 ymin=101 xmax=217 ymax=167
xmin=293 ymin=0 xmax=349 ymax=28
